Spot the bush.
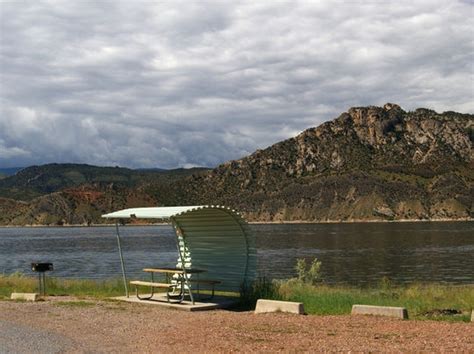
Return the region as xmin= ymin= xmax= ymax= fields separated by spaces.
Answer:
xmin=294 ymin=257 xmax=323 ymax=285
xmin=239 ymin=277 xmax=281 ymax=309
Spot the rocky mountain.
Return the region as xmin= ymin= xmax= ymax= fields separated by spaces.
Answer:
xmin=161 ymin=103 xmax=473 ymax=221
xmin=0 ymin=103 xmax=472 ymax=225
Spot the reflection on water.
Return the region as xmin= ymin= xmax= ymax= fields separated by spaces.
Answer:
xmin=0 ymin=222 xmax=473 ymax=285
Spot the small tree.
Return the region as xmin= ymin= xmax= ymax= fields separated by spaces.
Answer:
xmin=295 ymin=258 xmax=307 ymax=283
xmin=294 ymin=257 xmax=322 ymax=285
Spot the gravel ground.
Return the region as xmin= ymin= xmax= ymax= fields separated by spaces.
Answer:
xmin=1 ymin=297 xmax=473 ymax=353
xmin=0 ymin=320 xmax=79 ymax=353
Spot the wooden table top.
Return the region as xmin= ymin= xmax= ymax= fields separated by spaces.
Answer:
xmin=143 ymin=267 xmax=206 ymax=274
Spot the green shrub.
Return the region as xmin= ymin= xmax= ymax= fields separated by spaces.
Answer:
xmin=239 ymin=277 xmax=281 ymax=309
xmin=294 ymin=257 xmax=322 ymax=285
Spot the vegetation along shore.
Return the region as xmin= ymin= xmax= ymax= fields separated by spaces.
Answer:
xmin=1 ymin=218 xmax=473 ymax=228
xmin=2 ymin=272 xmax=473 ymax=323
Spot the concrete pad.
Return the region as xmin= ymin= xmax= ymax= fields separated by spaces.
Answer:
xmin=255 ymin=299 xmax=305 ymax=315
xmin=112 ymin=293 xmax=237 ymax=312
xmin=351 ymin=304 xmax=408 ymax=319
xmin=11 ymin=293 xmax=39 ymax=302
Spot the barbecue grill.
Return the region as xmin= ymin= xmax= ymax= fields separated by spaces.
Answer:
xmin=31 ymin=262 xmax=53 ymax=295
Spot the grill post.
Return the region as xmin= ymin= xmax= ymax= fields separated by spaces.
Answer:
xmin=31 ymin=263 xmax=53 ymax=296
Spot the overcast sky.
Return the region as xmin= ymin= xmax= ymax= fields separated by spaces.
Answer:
xmin=1 ymin=1 xmax=473 ymax=169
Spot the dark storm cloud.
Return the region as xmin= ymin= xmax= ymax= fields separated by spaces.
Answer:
xmin=1 ymin=1 xmax=473 ymax=168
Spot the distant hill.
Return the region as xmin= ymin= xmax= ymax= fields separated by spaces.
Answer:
xmin=0 ymin=164 xmax=209 ymax=225
xmin=0 ymin=163 xmax=209 ymax=200
xmin=0 ymin=103 xmax=472 ymax=225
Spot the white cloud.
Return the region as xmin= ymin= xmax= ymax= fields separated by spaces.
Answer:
xmin=0 ymin=139 xmax=30 ymax=159
xmin=0 ymin=0 xmax=472 ymax=168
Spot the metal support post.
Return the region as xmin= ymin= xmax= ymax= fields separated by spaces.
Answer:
xmin=115 ymin=222 xmax=129 ymax=298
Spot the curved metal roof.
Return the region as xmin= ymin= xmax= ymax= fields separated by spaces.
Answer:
xmin=102 ymin=205 xmax=209 ymax=219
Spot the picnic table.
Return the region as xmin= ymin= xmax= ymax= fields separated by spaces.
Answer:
xmin=130 ymin=267 xmax=220 ymax=304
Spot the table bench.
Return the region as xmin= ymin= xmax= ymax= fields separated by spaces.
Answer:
xmin=189 ymin=279 xmax=221 ymax=299
xmin=130 ymin=267 xmax=220 ymax=304
xmin=129 ymin=280 xmax=174 ymax=301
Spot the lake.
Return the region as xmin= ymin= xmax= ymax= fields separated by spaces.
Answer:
xmin=0 ymin=222 xmax=473 ymax=285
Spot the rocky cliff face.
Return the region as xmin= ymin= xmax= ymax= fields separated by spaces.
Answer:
xmin=0 ymin=104 xmax=472 ymax=225
xmin=207 ymin=103 xmax=471 ymax=180
xmin=170 ymin=103 xmax=473 ymax=221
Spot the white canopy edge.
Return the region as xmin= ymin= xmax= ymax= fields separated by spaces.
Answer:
xmin=101 ymin=205 xmax=240 ymax=219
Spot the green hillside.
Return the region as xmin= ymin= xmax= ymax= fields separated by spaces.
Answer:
xmin=0 ymin=163 xmax=208 ymax=201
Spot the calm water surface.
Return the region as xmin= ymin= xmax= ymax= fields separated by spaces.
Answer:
xmin=0 ymin=222 xmax=473 ymax=285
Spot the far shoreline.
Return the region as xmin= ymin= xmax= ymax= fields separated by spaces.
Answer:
xmin=0 ymin=217 xmax=472 ymax=228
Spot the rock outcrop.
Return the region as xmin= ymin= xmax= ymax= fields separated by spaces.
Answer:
xmin=170 ymin=103 xmax=473 ymax=221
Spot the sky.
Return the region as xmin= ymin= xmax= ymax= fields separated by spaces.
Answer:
xmin=0 ymin=1 xmax=473 ymax=169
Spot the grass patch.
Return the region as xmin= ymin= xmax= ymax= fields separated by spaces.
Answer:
xmin=373 ymin=169 xmax=432 ymax=187
xmin=0 ymin=273 xmax=125 ymax=299
xmin=278 ymin=281 xmax=474 ymax=322
xmin=238 ymin=277 xmax=282 ymax=310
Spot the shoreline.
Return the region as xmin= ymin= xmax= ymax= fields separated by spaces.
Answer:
xmin=249 ymin=217 xmax=474 ymax=224
xmin=0 ymin=217 xmax=472 ymax=228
